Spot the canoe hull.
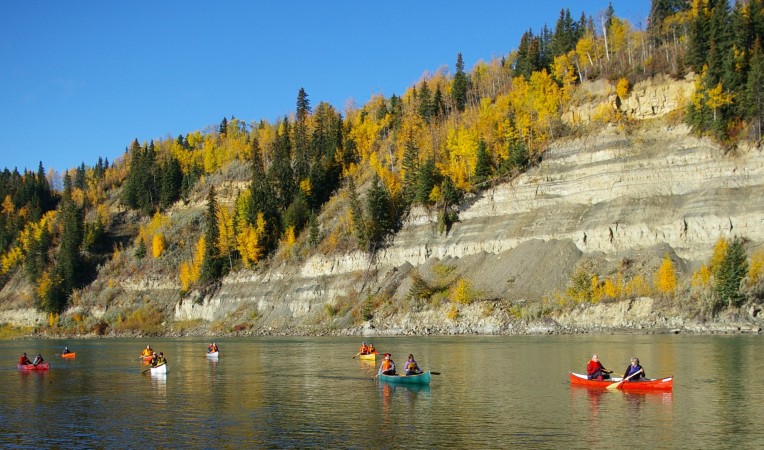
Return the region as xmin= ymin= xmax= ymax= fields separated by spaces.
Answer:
xmin=358 ymin=352 xmax=376 ymax=361
xmin=150 ymin=363 xmax=169 ymax=374
xmin=18 ymin=363 xmax=49 ymax=371
xmin=569 ymin=372 xmax=673 ymax=391
xmin=61 ymin=352 xmax=76 ymax=359
xmin=378 ymin=371 xmax=431 ymax=385
xmin=206 ymin=351 xmax=219 ymax=358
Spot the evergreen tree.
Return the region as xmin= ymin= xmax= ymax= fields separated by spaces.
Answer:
xmin=365 ymin=175 xmax=396 ymax=252
xmin=219 ymin=116 xmax=228 ymax=136
xmin=473 ymin=139 xmax=491 ymax=187
xmin=51 ymin=173 xmax=83 ymax=313
xmin=401 ymin=133 xmax=420 ymax=205
xmin=745 ymin=39 xmax=764 ymax=141
xmin=200 ymin=186 xmax=221 ymax=283
xmin=433 ymin=85 xmax=446 ymax=119
xmin=688 ymin=3 xmax=711 ymax=72
xmin=293 ymin=88 xmax=311 ymax=183
xmin=452 ymin=53 xmax=469 ymax=112
xmin=415 ymin=158 xmax=438 ymax=205
xmin=159 ymin=155 xmax=182 ymax=209
xmin=418 ymin=80 xmax=434 ymax=123
xmin=268 ymin=119 xmax=296 ymax=211
xmin=248 ymin=139 xmax=279 ymax=253
xmin=715 ymin=237 xmax=748 ymax=309
xmin=347 ymin=177 xmax=367 ymax=249
xmin=308 ymin=212 xmax=320 ymax=248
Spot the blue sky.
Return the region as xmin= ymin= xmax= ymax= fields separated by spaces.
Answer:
xmin=1 ymin=1 xmax=649 ymax=174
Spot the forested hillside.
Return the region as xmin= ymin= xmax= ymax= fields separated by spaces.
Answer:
xmin=2 ymin=0 xmax=764 ymax=335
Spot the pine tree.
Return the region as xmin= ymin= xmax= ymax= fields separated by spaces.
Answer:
xmin=51 ymin=173 xmax=83 ymax=313
xmin=365 ymin=175 xmax=395 ymax=252
xmin=745 ymin=39 xmax=764 ymax=141
xmin=418 ymin=80 xmax=434 ymax=123
xmin=293 ymin=88 xmax=311 ymax=183
xmin=347 ymin=177 xmax=367 ymax=249
xmin=200 ymin=186 xmax=221 ymax=283
xmin=473 ymin=139 xmax=491 ymax=188
xmin=452 ymin=53 xmax=469 ymax=112
xmin=401 ymin=133 xmax=420 ymax=206
xmin=715 ymin=237 xmax=748 ymax=309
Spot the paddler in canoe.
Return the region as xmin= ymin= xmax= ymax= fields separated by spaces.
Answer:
xmin=62 ymin=346 xmax=72 ymax=355
xmin=140 ymin=345 xmax=154 ymax=360
xmin=32 ymin=353 xmax=45 ymax=366
xmin=378 ymin=353 xmax=396 ymax=376
xmin=621 ymin=357 xmax=646 ymax=382
xmin=586 ymin=354 xmax=612 ymax=380
xmin=152 ymin=352 xmax=167 ymax=367
xmin=403 ymin=354 xmax=423 ymax=375
xmin=19 ymin=352 xmax=31 ymax=365
xmin=208 ymin=342 xmax=218 ymax=353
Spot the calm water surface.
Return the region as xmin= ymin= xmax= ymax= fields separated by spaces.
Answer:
xmin=1 ymin=335 xmax=762 ymax=448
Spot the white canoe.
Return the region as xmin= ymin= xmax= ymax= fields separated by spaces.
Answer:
xmin=150 ymin=363 xmax=169 ymax=374
xmin=206 ymin=351 xmax=219 ymax=358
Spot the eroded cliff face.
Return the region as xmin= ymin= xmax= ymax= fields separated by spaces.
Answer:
xmin=4 ymin=78 xmax=763 ymax=334
xmin=174 ymin=78 xmax=764 ymax=334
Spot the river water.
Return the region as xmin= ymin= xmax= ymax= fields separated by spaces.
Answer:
xmin=1 ymin=334 xmax=762 ymax=448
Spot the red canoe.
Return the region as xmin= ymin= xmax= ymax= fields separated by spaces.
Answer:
xmin=569 ymin=372 xmax=673 ymax=391
xmin=18 ymin=363 xmax=50 ymax=371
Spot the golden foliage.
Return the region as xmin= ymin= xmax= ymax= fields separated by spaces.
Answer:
xmin=216 ymin=205 xmax=236 ymax=259
xmin=692 ymin=264 xmax=713 ymax=288
xmin=624 ymin=274 xmax=652 ymax=297
xmin=710 ymin=236 xmax=729 ymax=273
xmin=151 ymin=233 xmax=165 ymax=258
xmin=237 ymin=212 xmax=266 ymax=268
xmin=446 ymin=304 xmax=459 ymax=320
xmin=179 ymin=236 xmax=205 ymax=292
xmin=654 ymin=255 xmax=678 ymax=296
xmin=616 ymin=78 xmax=631 ymax=100
xmin=282 ymin=226 xmax=296 ymax=249
xmin=450 ymin=277 xmax=475 ymax=304
xmin=748 ymin=249 xmax=764 ymax=284
xmin=1 ymin=246 xmax=23 ymax=275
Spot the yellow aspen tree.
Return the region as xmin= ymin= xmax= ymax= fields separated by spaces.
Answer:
xmin=692 ymin=264 xmax=713 ymax=288
xmin=216 ymin=205 xmax=236 ymax=260
xmin=748 ymin=249 xmax=764 ymax=284
xmin=616 ymin=78 xmax=631 ymax=101
xmin=0 ymin=246 xmax=22 ymax=275
xmin=180 ymin=236 xmax=205 ymax=292
xmin=709 ymin=237 xmax=729 ymax=273
xmin=152 ymin=233 xmax=165 ymax=258
xmin=282 ymin=226 xmax=296 ymax=250
xmin=451 ymin=277 xmax=474 ymax=304
xmin=237 ymin=212 xmax=266 ymax=268
xmin=655 ymin=255 xmax=678 ymax=296
xmin=706 ymin=82 xmax=734 ymax=122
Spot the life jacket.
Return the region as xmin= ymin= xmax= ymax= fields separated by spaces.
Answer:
xmin=156 ymin=356 xmax=166 ymax=365
xmin=368 ymin=346 xmax=376 ymax=353
xmin=360 ymin=345 xmax=369 ymax=354
xmin=381 ymin=359 xmax=393 ymax=371
xmin=19 ymin=356 xmax=30 ymax=365
xmin=142 ymin=348 xmax=153 ymax=356
xmin=406 ymin=360 xmax=419 ymax=372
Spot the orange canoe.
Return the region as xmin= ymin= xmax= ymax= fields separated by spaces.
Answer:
xmin=61 ymin=352 xmax=76 ymax=359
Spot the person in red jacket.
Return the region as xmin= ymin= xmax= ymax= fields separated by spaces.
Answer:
xmin=19 ymin=352 xmax=31 ymax=365
xmin=586 ymin=354 xmax=612 ymax=380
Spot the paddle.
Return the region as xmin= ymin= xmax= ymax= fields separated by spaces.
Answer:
xmin=430 ymin=372 xmax=441 ymax=375
xmin=352 ymin=352 xmax=361 ymax=359
xmin=606 ymin=369 xmax=643 ymax=390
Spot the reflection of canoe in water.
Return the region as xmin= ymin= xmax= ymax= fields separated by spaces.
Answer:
xmin=61 ymin=352 xmax=76 ymax=359
xmin=18 ymin=363 xmax=49 ymax=371
xmin=569 ymin=372 xmax=673 ymax=391
xmin=150 ymin=363 xmax=169 ymax=374
xmin=358 ymin=352 xmax=376 ymax=361
xmin=378 ymin=371 xmax=431 ymax=385
xmin=206 ymin=351 xmax=219 ymax=358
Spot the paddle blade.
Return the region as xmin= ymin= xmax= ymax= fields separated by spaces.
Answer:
xmin=606 ymin=380 xmax=624 ymax=390
xmin=430 ymin=372 xmax=441 ymax=375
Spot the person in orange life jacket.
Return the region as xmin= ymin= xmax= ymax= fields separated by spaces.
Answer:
xmin=368 ymin=343 xmax=376 ymax=354
xmin=379 ymin=353 xmax=396 ymax=375
xmin=32 ymin=353 xmax=44 ymax=366
xmin=586 ymin=354 xmax=612 ymax=380
xmin=359 ymin=342 xmax=369 ymax=354
xmin=403 ymin=354 xmax=423 ymax=375
xmin=19 ymin=352 xmax=31 ymax=365
xmin=208 ymin=343 xmax=218 ymax=353
xmin=622 ymin=357 xmax=645 ymax=381
xmin=141 ymin=345 xmax=153 ymax=357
